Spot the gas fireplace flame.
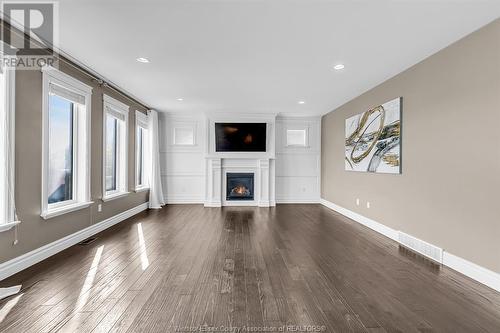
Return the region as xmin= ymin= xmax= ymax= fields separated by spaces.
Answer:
xmin=231 ymin=185 xmax=250 ymax=196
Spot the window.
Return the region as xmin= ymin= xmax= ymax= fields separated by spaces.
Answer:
xmin=41 ymin=67 xmax=93 ymax=219
xmin=286 ymin=128 xmax=308 ymax=147
xmin=135 ymin=111 xmax=149 ymax=191
xmin=48 ymin=95 xmax=74 ymax=204
xmin=102 ymin=95 xmax=129 ymax=201
xmin=0 ymin=64 xmax=18 ymax=231
xmin=105 ymin=116 xmax=118 ymax=191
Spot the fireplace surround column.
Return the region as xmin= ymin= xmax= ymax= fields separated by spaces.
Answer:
xmin=258 ymin=159 xmax=270 ymax=207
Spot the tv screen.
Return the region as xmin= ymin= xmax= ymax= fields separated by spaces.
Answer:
xmin=215 ymin=123 xmax=267 ymax=152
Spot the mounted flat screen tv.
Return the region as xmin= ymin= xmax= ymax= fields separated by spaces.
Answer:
xmin=215 ymin=123 xmax=267 ymax=152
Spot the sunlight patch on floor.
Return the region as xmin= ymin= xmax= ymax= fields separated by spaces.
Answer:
xmin=137 ymin=223 xmax=149 ymax=270
xmin=75 ymin=245 xmax=104 ymax=311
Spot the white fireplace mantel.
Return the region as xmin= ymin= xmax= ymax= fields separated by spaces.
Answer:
xmin=205 ymin=157 xmax=275 ymax=207
xmin=204 ymin=113 xmax=276 ymax=207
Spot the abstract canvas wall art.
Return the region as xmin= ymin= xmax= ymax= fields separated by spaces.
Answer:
xmin=345 ymin=97 xmax=401 ymax=174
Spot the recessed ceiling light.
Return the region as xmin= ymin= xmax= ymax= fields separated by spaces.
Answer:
xmin=136 ymin=57 xmax=150 ymax=63
xmin=298 ymin=100 xmax=305 ymax=104
xmin=177 ymin=98 xmax=184 ymax=101
xmin=333 ymin=64 xmax=345 ymax=70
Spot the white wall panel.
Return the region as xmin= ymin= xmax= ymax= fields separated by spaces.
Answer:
xmin=275 ymin=176 xmax=320 ymax=203
xmin=275 ymin=153 xmax=320 ymax=177
xmin=158 ymin=113 xmax=321 ymax=204
xmin=161 ymin=152 xmax=205 ymax=175
xmin=275 ymin=117 xmax=321 ymax=203
xmin=161 ymin=175 xmax=205 ymax=203
xmin=159 ymin=113 xmax=205 ymax=203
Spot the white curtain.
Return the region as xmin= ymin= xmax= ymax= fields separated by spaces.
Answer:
xmin=148 ymin=110 xmax=165 ymax=209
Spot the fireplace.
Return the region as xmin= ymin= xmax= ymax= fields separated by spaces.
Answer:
xmin=226 ymin=173 xmax=254 ymax=201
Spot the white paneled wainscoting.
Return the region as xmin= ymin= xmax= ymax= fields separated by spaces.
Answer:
xmin=159 ymin=114 xmax=206 ymax=203
xmin=275 ymin=117 xmax=321 ymax=203
xmin=158 ymin=113 xmax=321 ymax=205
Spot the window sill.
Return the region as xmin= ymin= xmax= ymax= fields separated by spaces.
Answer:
xmin=134 ymin=187 xmax=150 ymax=193
xmin=41 ymin=201 xmax=93 ymax=220
xmin=0 ymin=221 xmax=21 ymax=233
xmin=102 ymin=191 xmax=130 ymax=202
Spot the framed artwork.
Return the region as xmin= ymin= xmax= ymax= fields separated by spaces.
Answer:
xmin=345 ymin=97 xmax=401 ymax=174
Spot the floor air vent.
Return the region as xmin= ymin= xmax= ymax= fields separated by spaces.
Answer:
xmin=78 ymin=237 xmax=97 ymax=246
xmin=398 ymin=231 xmax=443 ymax=264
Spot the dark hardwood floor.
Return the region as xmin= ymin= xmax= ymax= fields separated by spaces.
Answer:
xmin=0 ymin=204 xmax=499 ymax=332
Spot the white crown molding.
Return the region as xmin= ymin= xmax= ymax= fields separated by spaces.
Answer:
xmin=160 ymin=110 xmax=207 ymax=117
xmin=206 ymin=112 xmax=278 ymax=121
xmin=0 ymin=202 xmax=148 ymax=281
xmin=276 ymin=115 xmax=322 ymax=121
xmin=320 ymin=198 xmax=500 ymax=293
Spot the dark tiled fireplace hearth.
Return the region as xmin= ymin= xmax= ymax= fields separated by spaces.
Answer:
xmin=226 ymin=173 xmax=254 ymax=201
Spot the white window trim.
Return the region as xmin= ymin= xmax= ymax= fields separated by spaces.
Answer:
xmin=102 ymin=95 xmax=129 ymax=201
xmin=285 ymin=126 xmax=309 ymax=148
xmin=0 ymin=221 xmax=21 ymax=233
xmin=41 ymin=66 xmax=93 ymax=220
xmin=0 ymin=66 xmax=19 ymax=232
xmin=135 ymin=111 xmax=150 ymax=192
xmin=101 ymin=191 xmax=130 ymax=202
xmin=41 ymin=201 xmax=93 ymax=220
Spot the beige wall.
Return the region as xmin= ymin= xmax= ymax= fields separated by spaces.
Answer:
xmin=321 ymin=19 xmax=500 ymax=273
xmin=0 ymin=58 xmax=149 ymax=264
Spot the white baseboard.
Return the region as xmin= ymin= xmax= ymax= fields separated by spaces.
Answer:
xmin=320 ymin=199 xmax=398 ymax=240
xmin=164 ymin=193 xmax=205 ymax=205
xmin=204 ymin=202 xmax=221 ymax=208
xmin=276 ymin=198 xmax=320 ymax=204
xmin=320 ymin=198 xmax=500 ymax=293
xmin=165 ymin=199 xmax=205 ymax=204
xmin=443 ymin=252 xmax=500 ymax=292
xmin=0 ymin=202 xmax=149 ymax=281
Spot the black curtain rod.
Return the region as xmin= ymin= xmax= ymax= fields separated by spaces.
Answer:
xmin=0 ymin=18 xmax=151 ymax=110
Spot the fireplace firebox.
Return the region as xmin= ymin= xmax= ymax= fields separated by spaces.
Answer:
xmin=226 ymin=173 xmax=254 ymax=201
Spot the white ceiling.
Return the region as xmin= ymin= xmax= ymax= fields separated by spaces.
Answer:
xmin=58 ymin=0 xmax=500 ymax=116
